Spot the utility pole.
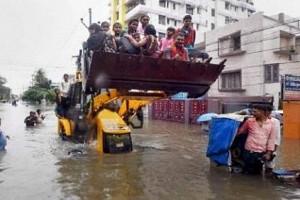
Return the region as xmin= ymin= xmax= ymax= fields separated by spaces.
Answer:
xmin=88 ymin=8 xmax=92 ymax=26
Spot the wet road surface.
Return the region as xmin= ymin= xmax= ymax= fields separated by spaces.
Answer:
xmin=0 ymin=103 xmax=300 ymax=200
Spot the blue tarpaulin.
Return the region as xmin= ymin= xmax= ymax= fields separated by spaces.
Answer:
xmin=0 ymin=131 xmax=7 ymax=150
xmin=206 ymin=117 xmax=241 ymax=166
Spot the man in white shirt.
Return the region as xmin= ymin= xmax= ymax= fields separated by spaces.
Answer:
xmin=265 ymin=106 xmax=281 ymax=173
xmin=60 ymin=74 xmax=71 ymax=97
xmin=59 ymin=74 xmax=71 ymax=116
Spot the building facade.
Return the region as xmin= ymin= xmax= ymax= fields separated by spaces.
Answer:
xmin=205 ymin=12 xmax=300 ymax=109
xmin=109 ymin=0 xmax=256 ymax=42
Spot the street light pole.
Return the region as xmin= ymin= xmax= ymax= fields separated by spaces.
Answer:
xmin=88 ymin=8 xmax=92 ymax=26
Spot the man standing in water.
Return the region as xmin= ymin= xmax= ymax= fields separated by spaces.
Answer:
xmin=24 ymin=111 xmax=38 ymax=127
xmin=237 ymin=104 xmax=276 ymax=174
xmin=265 ymin=106 xmax=281 ymax=173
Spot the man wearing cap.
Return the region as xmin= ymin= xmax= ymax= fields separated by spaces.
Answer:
xmin=237 ymin=104 xmax=276 ymax=174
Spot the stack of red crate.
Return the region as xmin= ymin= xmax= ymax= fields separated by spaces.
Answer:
xmin=168 ymin=100 xmax=185 ymax=123
xmin=189 ymin=100 xmax=208 ymax=124
xmin=152 ymin=99 xmax=208 ymax=124
xmin=152 ymin=99 xmax=170 ymax=120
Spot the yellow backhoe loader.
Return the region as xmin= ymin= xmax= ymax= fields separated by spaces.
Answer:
xmin=57 ymin=50 xmax=225 ymax=153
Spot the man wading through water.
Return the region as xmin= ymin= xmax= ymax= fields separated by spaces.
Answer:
xmin=237 ymin=104 xmax=276 ymax=174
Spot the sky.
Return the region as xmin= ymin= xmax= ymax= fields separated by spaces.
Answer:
xmin=0 ymin=0 xmax=299 ymax=94
xmin=0 ymin=0 xmax=109 ymax=94
xmin=254 ymin=0 xmax=300 ymax=17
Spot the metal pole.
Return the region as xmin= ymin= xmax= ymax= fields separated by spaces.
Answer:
xmin=88 ymin=8 xmax=92 ymax=26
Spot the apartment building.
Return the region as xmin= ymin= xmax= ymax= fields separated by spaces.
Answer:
xmin=109 ymin=0 xmax=256 ymax=42
xmin=205 ymin=12 xmax=300 ymax=109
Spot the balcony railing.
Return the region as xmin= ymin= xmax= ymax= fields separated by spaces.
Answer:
xmin=126 ymin=0 xmax=146 ymax=13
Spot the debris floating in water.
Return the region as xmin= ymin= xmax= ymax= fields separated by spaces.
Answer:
xmin=68 ymin=148 xmax=84 ymax=155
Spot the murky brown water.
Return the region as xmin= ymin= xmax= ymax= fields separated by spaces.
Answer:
xmin=0 ymin=103 xmax=299 ymax=200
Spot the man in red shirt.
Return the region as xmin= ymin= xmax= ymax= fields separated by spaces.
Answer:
xmin=162 ymin=33 xmax=189 ymax=62
xmin=237 ymin=104 xmax=276 ymax=174
xmin=176 ymin=15 xmax=196 ymax=49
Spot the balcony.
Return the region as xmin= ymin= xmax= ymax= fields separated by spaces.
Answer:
xmin=273 ymin=47 xmax=297 ymax=56
xmin=125 ymin=0 xmax=142 ymax=4
xmin=125 ymin=4 xmax=148 ymax=21
xmin=273 ymin=30 xmax=297 ymax=56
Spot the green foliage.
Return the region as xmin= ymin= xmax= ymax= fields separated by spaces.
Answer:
xmin=0 ymin=75 xmax=10 ymax=100
xmin=22 ymin=86 xmax=55 ymax=103
xmin=22 ymin=69 xmax=55 ymax=103
xmin=0 ymin=76 xmax=7 ymax=86
xmin=33 ymin=69 xmax=51 ymax=89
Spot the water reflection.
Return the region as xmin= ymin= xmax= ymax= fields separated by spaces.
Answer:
xmin=0 ymin=103 xmax=299 ymax=200
xmin=56 ymin=151 xmax=144 ymax=200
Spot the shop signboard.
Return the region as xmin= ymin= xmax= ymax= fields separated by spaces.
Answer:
xmin=284 ymin=74 xmax=300 ymax=100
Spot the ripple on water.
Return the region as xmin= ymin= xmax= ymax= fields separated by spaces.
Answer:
xmin=0 ymin=104 xmax=300 ymax=200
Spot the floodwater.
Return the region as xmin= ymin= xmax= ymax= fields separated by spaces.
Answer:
xmin=0 ymin=103 xmax=300 ymax=200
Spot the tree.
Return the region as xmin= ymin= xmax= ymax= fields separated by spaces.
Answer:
xmin=22 ymin=69 xmax=55 ymax=103
xmin=22 ymin=87 xmax=55 ymax=103
xmin=0 ymin=76 xmax=7 ymax=86
xmin=32 ymin=69 xmax=51 ymax=89
xmin=0 ymin=75 xmax=10 ymax=100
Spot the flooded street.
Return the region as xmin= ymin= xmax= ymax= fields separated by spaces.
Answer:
xmin=0 ymin=103 xmax=300 ymax=200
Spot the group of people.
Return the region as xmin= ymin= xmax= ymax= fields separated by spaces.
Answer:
xmin=235 ymin=103 xmax=281 ymax=174
xmin=87 ymin=14 xmax=202 ymax=62
xmin=24 ymin=109 xmax=45 ymax=127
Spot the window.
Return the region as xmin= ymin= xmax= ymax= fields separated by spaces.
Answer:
xmin=158 ymin=15 xmax=166 ymax=25
xmin=233 ymin=34 xmax=241 ymax=50
xmin=186 ymin=4 xmax=194 ymax=15
xmin=196 ymin=24 xmax=200 ymax=30
xmin=197 ymin=7 xmax=201 ymax=14
xmin=159 ymin=0 xmax=166 ymax=7
xmin=225 ymin=2 xmax=230 ymax=10
xmin=219 ymin=31 xmax=243 ymax=56
xmin=173 ymin=2 xmax=176 ymax=10
xmin=221 ymin=71 xmax=242 ymax=90
xmin=211 ymin=23 xmax=215 ymax=30
xmin=211 ymin=8 xmax=215 ymax=17
xmin=264 ymin=64 xmax=279 ymax=83
xmin=158 ymin=32 xmax=166 ymax=39
xmin=225 ymin=16 xmax=230 ymax=24
xmin=167 ymin=18 xmax=170 ymax=25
